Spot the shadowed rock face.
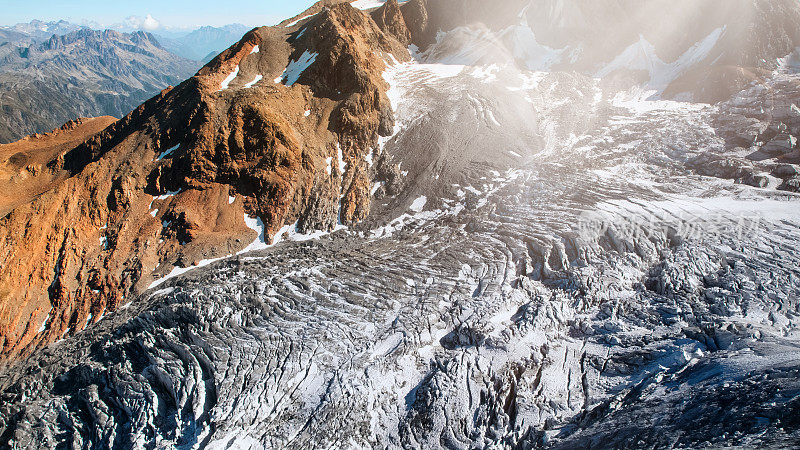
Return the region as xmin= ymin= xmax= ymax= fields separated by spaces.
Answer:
xmin=372 ymin=0 xmax=412 ymax=44
xmin=1 ymin=0 xmax=800 ymax=448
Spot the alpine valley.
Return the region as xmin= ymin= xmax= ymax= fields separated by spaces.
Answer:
xmin=0 ymin=22 xmax=252 ymax=144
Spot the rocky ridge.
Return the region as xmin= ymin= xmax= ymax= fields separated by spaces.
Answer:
xmin=0 ymin=1 xmax=411 ymax=363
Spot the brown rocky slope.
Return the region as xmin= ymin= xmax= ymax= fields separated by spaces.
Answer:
xmin=3 ymin=0 xmax=799 ymax=364
xmin=0 ymin=117 xmax=117 ymax=217
xmin=0 ymin=1 xmax=412 ymax=363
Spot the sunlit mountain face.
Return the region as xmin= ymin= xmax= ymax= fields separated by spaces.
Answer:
xmin=1 ymin=1 xmax=799 ymax=448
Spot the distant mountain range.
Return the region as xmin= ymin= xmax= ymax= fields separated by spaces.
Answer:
xmin=0 ymin=20 xmax=251 ymax=62
xmin=154 ymin=24 xmax=252 ymax=62
xmin=0 ymin=29 xmax=198 ymax=143
xmin=0 ymin=19 xmax=86 ymax=42
xmin=0 ymin=20 xmax=251 ymax=143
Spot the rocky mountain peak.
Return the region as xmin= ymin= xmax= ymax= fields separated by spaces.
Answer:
xmin=372 ymin=0 xmax=412 ymax=45
xmin=0 ymin=0 xmax=412 ymax=363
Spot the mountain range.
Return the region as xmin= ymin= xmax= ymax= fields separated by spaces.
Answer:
xmin=0 ymin=28 xmax=198 ymax=143
xmin=0 ymin=20 xmax=86 ymax=42
xmin=154 ymin=24 xmax=253 ymax=62
xmin=0 ymin=21 xmax=254 ymax=144
xmin=0 ymin=20 xmax=254 ymax=62
xmin=0 ymin=0 xmax=799 ymax=448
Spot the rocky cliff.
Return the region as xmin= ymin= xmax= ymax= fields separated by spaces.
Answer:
xmin=0 ymin=1 xmax=410 ymax=363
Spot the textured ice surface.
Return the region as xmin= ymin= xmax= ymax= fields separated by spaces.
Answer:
xmin=2 ymin=50 xmax=800 ymax=450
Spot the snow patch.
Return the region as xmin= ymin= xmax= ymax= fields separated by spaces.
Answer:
xmin=351 ymin=0 xmax=403 ymax=10
xmin=502 ymin=24 xmax=564 ymax=71
xmin=409 ymin=196 xmax=427 ymax=213
xmin=597 ymin=27 xmax=725 ymax=93
xmin=276 ymin=50 xmax=318 ymax=87
xmin=337 ymin=144 xmax=347 ymax=174
xmin=150 ymin=214 xmax=349 ymax=289
xmin=244 ymin=74 xmax=262 ymax=88
xmin=157 ymin=144 xmax=179 ymax=161
xmin=154 ymin=190 xmax=180 ymax=201
xmin=611 ymin=88 xmax=709 ymax=115
xmin=149 ymin=190 xmax=180 ymax=212
xmin=38 ymin=312 xmax=51 ymax=333
xmin=285 ymin=15 xmax=312 ymax=28
xmin=240 ymin=214 xmax=273 ymax=254
xmin=365 ymin=149 xmax=374 ymax=167
xmin=284 ymin=221 xmax=347 ymax=243
xmin=148 ymin=255 xmax=230 ymax=290
xmin=220 ymin=65 xmax=239 ymax=90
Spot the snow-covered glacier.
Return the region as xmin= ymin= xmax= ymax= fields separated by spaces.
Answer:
xmin=2 ymin=1 xmax=800 ymax=449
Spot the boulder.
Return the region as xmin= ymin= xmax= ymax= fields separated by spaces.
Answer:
xmin=778 ymin=176 xmax=800 ymax=192
xmin=688 ymin=152 xmax=753 ymax=179
xmin=772 ymin=164 xmax=800 ymax=178
xmin=737 ymin=171 xmax=769 ymax=188
xmin=761 ymin=133 xmax=797 ymax=156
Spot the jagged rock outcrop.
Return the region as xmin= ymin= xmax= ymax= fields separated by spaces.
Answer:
xmin=0 ymin=2 xmax=410 ymax=363
xmin=372 ymin=0 xmax=412 ymax=45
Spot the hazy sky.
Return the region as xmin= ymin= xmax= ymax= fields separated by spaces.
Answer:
xmin=2 ymin=0 xmax=318 ymax=29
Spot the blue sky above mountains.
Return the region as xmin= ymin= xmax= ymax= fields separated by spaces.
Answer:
xmin=3 ymin=0 xmax=317 ymax=30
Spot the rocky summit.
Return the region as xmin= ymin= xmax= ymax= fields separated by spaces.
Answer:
xmin=0 ymin=0 xmax=799 ymax=448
